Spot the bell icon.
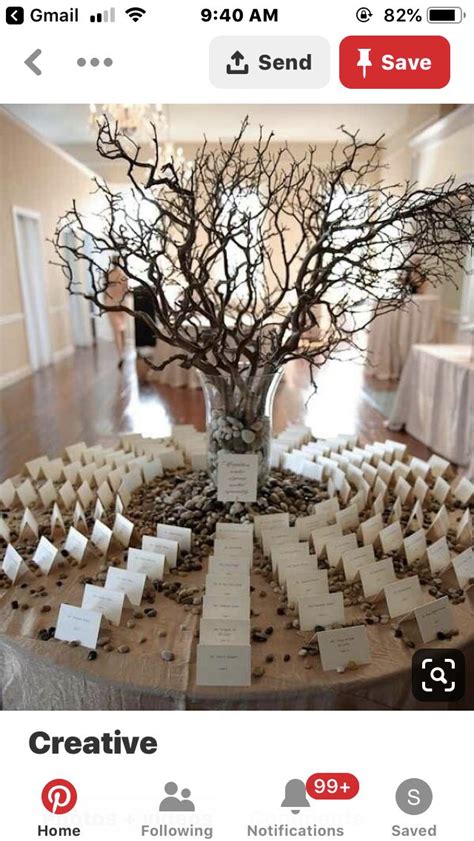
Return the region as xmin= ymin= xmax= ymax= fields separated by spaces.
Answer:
xmin=281 ymin=779 xmax=310 ymax=814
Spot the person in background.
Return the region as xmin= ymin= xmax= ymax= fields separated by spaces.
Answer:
xmin=105 ymin=254 xmax=129 ymax=369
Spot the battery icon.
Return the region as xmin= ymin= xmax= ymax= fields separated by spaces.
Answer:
xmin=427 ymin=7 xmax=464 ymax=22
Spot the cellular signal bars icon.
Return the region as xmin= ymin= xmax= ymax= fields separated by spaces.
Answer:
xmin=90 ymin=7 xmax=116 ymax=23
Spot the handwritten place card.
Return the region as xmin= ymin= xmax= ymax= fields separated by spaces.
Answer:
xmin=55 ymin=603 xmax=102 ymax=649
xmin=298 ymin=592 xmax=345 ymax=631
xmin=427 ymin=537 xmax=451 ymax=575
xmin=432 ymin=476 xmax=450 ymax=505
xmin=157 ymin=524 xmax=192 ymax=554
xmin=272 ymin=543 xmax=312 ymax=581
xmin=287 ymin=569 xmax=329 ymax=604
xmin=208 ymin=555 xmax=252 ymax=577
xmin=451 ymin=477 xmax=473 ymax=505
xmin=452 ymin=547 xmax=473 ymax=588
xmin=415 ymin=596 xmax=454 ymax=644
xmin=19 ymin=508 xmax=39 ymax=541
xmin=33 ymin=536 xmax=58 ymax=574
xmin=112 ymin=513 xmax=135 ymax=548
xmin=362 ymin=462 xmax=377 ymax=487
xmin=215 ymin=521 xmax=254 ymax=540
xmin=254 ymin=512 xmax=289 ymax=540
xmin=127 ymin=547 xmax=165 ymax=581
xmin=214 ymin=536 xmax=253 ymax=564
xmin=394 ymin=476 xmax=411 ymax=505
xmin=0 ymin=479 xmax=17 ymax=508
xmin=90 ymin=520 xmax=113 ymax=556
xmin=59 ymin=480 xmax=77 ymax=511
xmin=142 ymin=535 xmax=179 ymax=571
xmin=97 ymin=481 xmax=114 ymax=511
xmin=81 ymin=584 xmax=125 ymax=626
xmin=335 ymin=504 xmax=360 ymax=533
xmin=262 ymin=526 xmax=297 ymax=557
xmin=317 ymin=625 xmax=371 ymax=672
xmin=2 ymin=544 xmax=28 ymax=582
xmin=426 ymin=505 xmax=449 ymax=541
xmin=16 ymin=479 xmax=38 ymax=509
xmin=360 ymin=513 xmax=384 ymax=546
xmin=25 ymin=455 xmax=49 ymax=480
xmin=51 ymin=502 xmax=66 ymax=536
xmin=202 ymin=594 xmax=250 ymax=620
xmin=379 ymin=521 xmax=404 ymax=554
xmin=216 ymin=453 xmax=258 ymax=503
xmin=200 ymin=618 xmax=250 ymax=646
xmin=295 ymin=513 xmax=326 ymax=541
xmin=313 ymin=497 xmax=340 ymax=524
xmin=360 ymin=558 xmax=396 ymax=599
xmin=278 ymin=556 xmax=315 ymax=589
xmin=342 ymin=544 xmax=375 ymax=584
xmin=196 ymin=644 xmax=251 ymax=686
xmin=205 ymin=576 xmax=250 ymax=600
xmin=311 ymin=524 xmax=343 ymax=558
xmin=384 ymin=576 xmax=423 ymax=618
xmin=105 ymin=566 xmax=146 ymax=606
xmin=326 ymin=533 xmax=358 ymax=569
xmin=403 ymin=529 xmax=427 ymax=565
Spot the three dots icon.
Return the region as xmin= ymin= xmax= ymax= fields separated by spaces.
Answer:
xmin=77 ymin=57 xmax=113 ymax=67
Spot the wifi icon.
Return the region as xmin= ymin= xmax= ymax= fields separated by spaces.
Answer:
xmin=126 ymin=6 xmax=146 ymax=21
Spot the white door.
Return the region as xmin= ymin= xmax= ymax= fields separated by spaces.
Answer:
xmin=64 ymin=229 xmax=94 ymax=347
xmin=13 ymin=208 xmax=52 ymax=371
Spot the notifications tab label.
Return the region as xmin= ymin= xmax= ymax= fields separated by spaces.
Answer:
xmin=340 ymin=36 xmax=450 ymax=88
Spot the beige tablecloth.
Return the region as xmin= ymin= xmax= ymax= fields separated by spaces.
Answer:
xmin=388 ymin=344 xmax=474 ymax=468
xmin=366 ymin=295 xmax=441 ymax=381
xmin=151 ymin=341 xmax=200 ymax=389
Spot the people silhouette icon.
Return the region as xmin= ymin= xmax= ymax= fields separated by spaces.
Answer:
xmin=159 ymin=782 xmax=196 ymax=812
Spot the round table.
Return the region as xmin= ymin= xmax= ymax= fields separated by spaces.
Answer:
xmin=366 ymin=295 xmax=441 ymax=381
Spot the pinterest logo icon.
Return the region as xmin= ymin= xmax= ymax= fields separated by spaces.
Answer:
xmin=41 ymin=780 xmax=78 ymax=815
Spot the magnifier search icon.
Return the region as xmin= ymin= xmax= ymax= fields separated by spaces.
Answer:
xmin=430 ymin=667 xmax=448 ymax=684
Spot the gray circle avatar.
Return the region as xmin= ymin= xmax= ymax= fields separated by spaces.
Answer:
xmin=395 ymin=779 xmax=433 ymax=816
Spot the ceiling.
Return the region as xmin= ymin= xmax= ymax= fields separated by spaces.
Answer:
xmin=5 ymin=103 xmax=442 ymax=180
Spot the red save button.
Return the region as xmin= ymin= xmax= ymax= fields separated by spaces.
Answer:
xmin=340 ymin=36 xmax=450 ymax=88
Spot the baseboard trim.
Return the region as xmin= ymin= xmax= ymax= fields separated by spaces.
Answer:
xmin=0 ymin=365 xmax=31 ymax=390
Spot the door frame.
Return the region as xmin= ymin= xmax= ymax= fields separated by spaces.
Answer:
xmin=12 ymin=205 xmax=52 ymax=371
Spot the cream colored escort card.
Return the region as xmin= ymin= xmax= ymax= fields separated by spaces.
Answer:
xmin=63 ymin=461 xmax=82 ymax=486
xmin=143 ymin=459 xmax=164 ymax=484
xmin=73 ymin=501 xmax=88 ymax=535
xmin=90 ymin=520 xmax=113 ymax=556
xmin=127 ymin=547 xmax=165 ymax=581
xmin=313 ymin=497 xmax=340 ymax=524
xmin=298 ymin=592 xmax=345 ymax=631
xmin=41 ymin=458 xmax=65 ymax=482
xmin=142 ymin=536 xmax=179 ymax=571
xmin=278 ymin=557 xmax=314 ymax=588
xmin=59 ymin=480 xmax=77 ymax=511
xmin=33 ymin=536 xmax=58 ymax=574
xmin=342 ymin=544 xmax=375 ymax=583
xmin=413 ymin=477 xmax=429 ymax=505
xmin=261 ymin=526 xmax=297 ymax=557
xmin=157 ymin=524 xmax=192 ymax=553
xmin=384 ymin=576 xmax=423 ymax=618
xmin=426 ymin=505 xmax=449 ymax=541
xmin=272 ymin=543 xmax=311 ymax=581
xmin=311 ymin=524 xmax=343 ymax=557
xmin=317 ymin=625 xmax=371 ymax=672
xmin=202 ymin=594 xmax=250 ymax=620
xmin=403 ymin=529 xmax=427 ymax=565
xmin=410 ymin=457 xmax=430 ymax=480
xmin=97 ymin=481 xmax=114 ymax=510
xmin=360 ymin=558 xmax=396 ymax=599
xmin=406 ymin=500 xmax=424 ymax=534
xmin=93 ymin=465 xmax=109 ymax=490
xmin=452 ymin=477 xmax=474 ymax=505
xmin=432 ymin=476 xmax=450 ymax=505
xmin=456 ymin=509 xmax=472 ymax=547
xmin=427 ymin=537 xmax=451 ymax=575
xmin=82 ymin=583 xmax=125 ymax=626
xmin=51 ymin=502 xmax=66 ymax=536
xmin=108 ymin=466 xmax=126 ymax=494
xmin=215 ymin=521 xmax=254 ymax=539
xmin=0 ymin=516 xmax=10 ymax=542
xmin=389 ymin=497 xmax=402 ymax=525
xmin=428 ymin=454 xmax=450 ymax=478
xmin=287 ymin=569 xmax=329 ymax=604
xmin=295 ymin=513 xmax=326 ymax=541
xmin=19 ymin=508 xmax=39 ymax=540
xmin=64 ymin=526 xmax=89 ymax=563
xmin=94 ymin=497 xmax=105 ymax=521
xmin=0 ymin=479 xmax=17 ymax=508
xmin=452 ymin=547 xmax=474 ymax=588
xmin=394 ymin=476 xmax=411 ymax=504
xmin=64 ymin=441 xmax=87 ymax=462
xmin=214 ymin=537 xmax=253 ymax=567
xmin=55 ymin=603 xmax=102 ymax=649
xmin=2 ymin=544 xmax=28 ymax=583
xmin=205 ymin=576 xmax=250 ymax=599
xmin=336 ymin=504 xmax=360 ymax=533
xmin=200 ymin=618 xmax=250 ymax=646
xmin=379 ymin=521 xmax=404 ymax=554
xmin=254 ymin=511 xmax=289 ymax=540
xmin=196 ymin=643 xmax=251 ymax=686
xmin=16 ymin=479 xmax=38 ymax=509
xmin=360 ymin=513 xmax=383 ymax=546
xmin=414 ymin=596 xmax=455 ymax=644
xmin=39 ymin=480 xmax=57 ymax=509
xmin=208 ymin=556 xmax=253 ymax=577
xmin=326 ymin=533 xmax=358 ymax=569
xmin=105 ymin=566 xmax=146 ymax=606
xmin=216 ymin=453 xmax=258 ymax=503
xmin=112 ymin=513 xmax=135 ymax=548
xmin=79 ymin=463 xmax=96 ymax=485
xmin=77 ymin=481 xmax=93 ymax=510
xmin=25 ymin=455 xmax=49 ymax=480
xmin=372 ymin=493 xmax=385 ymax=516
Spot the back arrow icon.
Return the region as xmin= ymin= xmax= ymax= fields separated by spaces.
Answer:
xmin=25 ymin=49 xmax=42 ymax=76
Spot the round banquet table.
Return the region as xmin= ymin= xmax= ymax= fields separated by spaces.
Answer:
xmin=150 ymin=342 xmax=200 ymax=389
xmin=366 ymin=294 xmax=441 ymax=381
xmin=1 ymin=541 xmax=473 ymax=711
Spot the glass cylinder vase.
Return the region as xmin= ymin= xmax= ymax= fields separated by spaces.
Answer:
xmin=199 ymin=368 xmax=283 ymax=490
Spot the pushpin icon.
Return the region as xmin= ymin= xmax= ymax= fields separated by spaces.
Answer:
xmin=357 ymin=48 xmax=372 ymax=78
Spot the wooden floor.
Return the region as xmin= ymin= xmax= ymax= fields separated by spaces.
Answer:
xmin=0 ymin=341 xmax=430 ymax=478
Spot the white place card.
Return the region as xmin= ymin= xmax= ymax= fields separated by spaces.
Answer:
xmin=427 ymin=454 xmax=449 ymax=478
xmin=25 ymin=455 xmax=49 ymax=480
xmin=82 ymin=583 xmax=125 ymax=626
xmin=79 ymin=463 xmax=96 ymax=484
xmin=196 ymin=644 xmax=251 ymax=686
xmin=59 ymin=480 xmax=77 ymax=511
xmin=426 ymin=505 xmax=449 ymax=541
xmin=64 ymin=526 xmax=89 ymax=563
xmin=360 ymin=558 xmax=396 ymax=598
xmin=33 ymin=536 xmax=58 ymax=574
xmin=156 ymin=524 xmax=192 ymax=553
xmin=93 ymin=465 xmax=110 ymax=490
xmin=427 ymin=537 xmax=451 ymax=574
xmin=311 ymin=524 xmax=343 ymax=557
xmin=457 ymin=509 xmax=471 ymax=546
xmin=298 ymin=592 xmax=345 ymax=631
xmin=39 ymin=480 xmax=57 ymax=509
xmin=215 ymin=521 xmax=254 ymax=539
xmin=202 ymin=594 xmax=250 ymax=620
xmin=200 ymin=618 xmax=250 ymax=646
xmin=19 ymin=508 xmax=39 ymax=540
xmin=295 ymin=513 xmax=326 ymax=541
xmin=2 ymin=544 xmax=28 ymax=582
xmin=254 ymin=512 xmax=289 ymax=540
xmin=394 ymin=476 xmax=411 ymax=504
xmin=205 ymin=576 xmax=250 ymax=599
xmin=77 ymin=481 xmax=94 ymax=510
xmin=410 ymin=457 xmax=430 ymax=480
xmin=63 ymin=461 xmax=82 ymax=486
xmin=415 ymin=596 xmax=455 ymax=644
xmin=379 ymin=521 xmax=404 ymax=554
xmin=360 ymin=513 xmax=384 ymax=546
xmin=73 ymin=501 xmax=88 ymax=533
xmin=389 ymin=497 xmax=402 ymax=525
xmin=112 ymin=513 xmax=135 ymax=548
xmin=127 ymin=547 xmax=165 ymax=581
xmin=313 ymin=497 xmax=340 ymax=524
xmin=97 ymin=481 xmax=114 ymax=510
xmin=64 ymin=441 xmax=87 ymax=462
xmin=55 ymin=603 xmax=102 ymax=649
xmin=90 ymin=520 xmax=113 ymax=556
xmin=108 ymin=466 xmax=126 ymax=494
xmin=0 ymin=516 xmax=10 ymax=542
xmin=384 ymin=576 xmax=423 ymax=618
xmin=432 ymin=476 xmax=450 ymax=505
xmin=143 ymin=458 xmax=164 ymax=483
xmin=452 ymin=547 xmax=473 ymax=588
xmin=406 ymin=500 xmax=425 ymax=534
xmin=403 ymin=529 xmax=427 ymax=565
xmin=451 ymin=477 xmax=473 ymax=505
xmin=217 ymin=453 xmax=258 ymax=503
xmin=372 ymin=493 xmax=385 ymax=516
xmin=317 ymin=625 xmax=371 ymax=672
xmin=41 ymin=458 xmax=65 ymax=482
xmin=342 ymin=544 xmax=375 ymax=583
xmin=105 ymin=566 xmax=146 ymax=606
xmin=262 ymin=526 xmax=297 ymax=557
xmin=277 ymin=555 xmax=314 ymax=588
xmin=0 ymin=479 xmax=17 ymax=507
xmin=16 ymin=479 xmax=38 ymax=508
xmin=94 ymin=497 xmax=105 ymax=522
xmin=142 ymin=535 xmax=179 ymax=570
xmin=272 ymin=543 xmax=312 ymax=580
xmin=51 ymin=502 xmax=66 ymax=535
xmin=413 ymin=477 xmax=429 ymax=505
xmin=326 ymin=533 xmax=358 ymax=569
xmin=336 ymin=504 xmax=359 ymax=533
xmin=214 ymin=536 xmax=253 ymax=565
